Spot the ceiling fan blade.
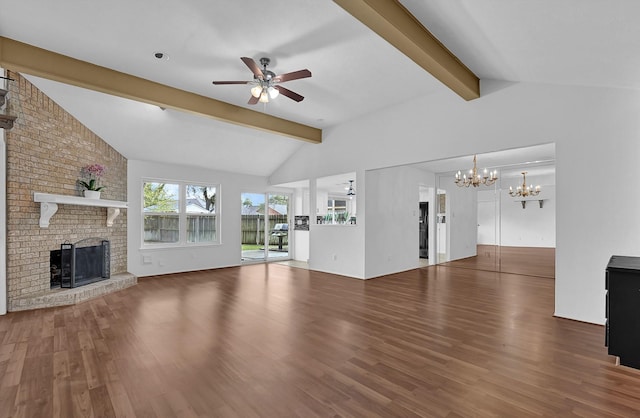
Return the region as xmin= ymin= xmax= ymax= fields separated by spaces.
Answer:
xmin=212 ymin=81 xmax=250 ymax=85
xmin=273 ymin=69 xmax=312 ymax=83
xmin=248 ymin=95 xmax=259 ymax=105
xmin=241 ymin=57 xmax=264 ymax=80
xmin=275 ymin=85 xmax=304 ymax=102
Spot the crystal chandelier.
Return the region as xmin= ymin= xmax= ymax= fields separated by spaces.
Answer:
xmin=454 ymin=155 xmax=498 ymax=187
xmin=509 ymin=172 xmax=540 ymax=197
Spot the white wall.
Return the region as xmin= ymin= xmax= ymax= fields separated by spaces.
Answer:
xmin=500 ymin=186 xmax=555 ymax=247
xmin=269 ymin=80 xmax=640 ymax=325
xmin=443 ymin=176 xmax=479 ymax=261
xmin=293 ymin=187 xmax=309 ymax=262
xmin=310 ymin=224 xmax=364 ymax=277
xmin=477 ymin=190 xmax=499 ymax=245
xmin=128 ymin=160 xmax=285 ymax=277
xmin=308 ymin=172 xmax=366 ymax=278
xmin=316 ymin=189 xmax=328 ymax=215
xmin=477 ymin=171 xmax=556 ymax=248
xmin=497 ymin=170 xmax=556 ymax=247
xmin=293 ymin=230 xmax=309 ymax=262
xmin=365 ymin=165 xmax=427 ymax=278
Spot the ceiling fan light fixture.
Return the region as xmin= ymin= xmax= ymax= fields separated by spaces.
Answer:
xmin=250 ymin=85 xmax=262 ymax=98
xmin=346 ymin=180 xmax=355 ymax=199
xmin=267 ymin=86 xmax=279 ymax=99
xmin=212 ymin=57 xmax=311 ymax=105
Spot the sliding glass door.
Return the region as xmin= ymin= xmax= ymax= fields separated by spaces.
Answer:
xmin=240 ymin=192 xmax=290 ymax=262
xmin=266 ymin=193 xmax=290 ymax=261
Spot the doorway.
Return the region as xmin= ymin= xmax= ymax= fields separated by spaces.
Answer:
xmin=419 ymin=202 xmax=428 ymax=259
xmin=241 ymin=192 xmax=291 ymax=262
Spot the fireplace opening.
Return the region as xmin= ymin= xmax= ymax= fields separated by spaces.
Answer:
xmin=50 ymin=238 xmax=110 ymax=288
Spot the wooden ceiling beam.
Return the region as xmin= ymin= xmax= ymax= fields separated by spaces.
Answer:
xmin=333 ymin=0 xmax=480 ymax=101
xmin=0 ymin=36 xmax=322 ymax=144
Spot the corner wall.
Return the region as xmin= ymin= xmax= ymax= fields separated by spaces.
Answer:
xmin=5 ymin=72 xmax=127 ymax=307
xmin=364 ymin=165 xmax=435 ymax=278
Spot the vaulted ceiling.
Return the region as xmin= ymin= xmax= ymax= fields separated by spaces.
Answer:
xmin=1 ymin=0 xmax=639 ymax=176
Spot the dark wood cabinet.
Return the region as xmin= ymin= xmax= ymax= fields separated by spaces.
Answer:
xmin=606 ymin=255 xmax=640 ymax=369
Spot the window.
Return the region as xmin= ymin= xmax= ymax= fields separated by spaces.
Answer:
xmin=143 ymin=181 xmax=219 ymax=246
xmin=186 ymin=185 xmax=217 ymax=243
xmin=143 ymin=182 xmax=179 ymax=244
xmin=327 ymin=198 xmax=348 ymax=223
xmin=316 ymin=173 xmax=357 ymax=225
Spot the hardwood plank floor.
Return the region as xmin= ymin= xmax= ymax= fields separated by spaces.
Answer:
xmin=1 ymin=263 xmax=638 ymax=417
xmin=441 ymin=245 xmax=556 ymax=278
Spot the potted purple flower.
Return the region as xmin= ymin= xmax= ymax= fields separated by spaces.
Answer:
xmin=79 ymin=163 xmax=106 ymax=199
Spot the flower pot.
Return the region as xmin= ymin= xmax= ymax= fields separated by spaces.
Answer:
xmin=84 ymin=190 xmax=101 ymax=199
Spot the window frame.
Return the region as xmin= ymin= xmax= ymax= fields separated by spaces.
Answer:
xmin=141 ymin=179 xmax=221 ymax=248
xmin=325 ymin=196 xmax=348 ymax=224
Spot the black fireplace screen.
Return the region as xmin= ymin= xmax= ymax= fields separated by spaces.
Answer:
xmin=50 ymin=238 xmax=110 ymax=288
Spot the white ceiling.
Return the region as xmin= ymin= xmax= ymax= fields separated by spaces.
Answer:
xmin=276 ymin=172 xmax=356 ymax=195
xmin=411 ymin=143 xmax=556 ymax=178
xmin=2 ymin=0 xmax=639 ymax=176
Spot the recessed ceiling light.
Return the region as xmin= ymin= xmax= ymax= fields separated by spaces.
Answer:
xmin=154 ymin=52 xmax=169 ymax=60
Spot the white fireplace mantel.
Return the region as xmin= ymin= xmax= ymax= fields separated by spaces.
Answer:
xmin=33 ymin=192 xmax=128 ymax=228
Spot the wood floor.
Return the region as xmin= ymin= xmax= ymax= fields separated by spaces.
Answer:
xmin=441 ymin=245 xmax=556 ymax=278
xmin=1 ymin=263 xmax=639 ymax=417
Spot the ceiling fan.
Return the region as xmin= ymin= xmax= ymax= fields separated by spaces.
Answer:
xmin=212 ymin=57 xmax=311 ymax=104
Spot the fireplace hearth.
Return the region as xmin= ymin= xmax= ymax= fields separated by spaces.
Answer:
xmin=50 ymin=238 xmax=110 ymax=288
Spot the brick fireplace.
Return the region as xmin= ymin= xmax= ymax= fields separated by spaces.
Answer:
xmin=4 ymin=71 xmax=133 ymax=310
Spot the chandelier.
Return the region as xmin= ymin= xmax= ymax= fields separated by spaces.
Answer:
xmin=509 ymin=172 xmax=540 ymax=197
xmin=454 ymin=155 xmax=498 ymax=187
